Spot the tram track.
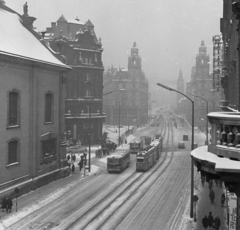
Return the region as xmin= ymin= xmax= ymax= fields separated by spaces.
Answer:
xmin=65 ymin=114 xmax=173 ymax=230
xmin=7 ymin=113 xmax=169 ymax=230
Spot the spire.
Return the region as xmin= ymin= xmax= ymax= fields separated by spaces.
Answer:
xmin=178 ymin=69 xmax=184 ymax=82
xmin=57 ymin=14 xmax=67 ymax=22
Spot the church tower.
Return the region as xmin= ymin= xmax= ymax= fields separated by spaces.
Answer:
xmin=128 ymin=42 xmax=142 ymax=77
xmin=177 ymin=69 xmax=185 ymax=105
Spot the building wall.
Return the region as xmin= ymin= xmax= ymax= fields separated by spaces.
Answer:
xmin=0 ymin=63 xmax=30 ymax=184
xmin=0 ymin=57 xmax=69 ymax=193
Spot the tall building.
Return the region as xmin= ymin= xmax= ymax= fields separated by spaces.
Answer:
xmin=191 ymin=2 xmax=240 ymax=225
xmin=103 ymin=42 xmax=149 ymax=127
xmin=0 ymin=2 xmax=71 ymax=197
xmin=45 ymin=15 xmax=104 ymax=145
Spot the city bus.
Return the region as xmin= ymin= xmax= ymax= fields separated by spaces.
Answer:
xmin=107 ymin=150 xmax=130 ymax=173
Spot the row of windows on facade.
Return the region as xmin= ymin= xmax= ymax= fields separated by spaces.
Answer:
xmin=8 ymin=91 xmax=54 ymax=127
xmin=67 ymin=52 xmax=98 ymax=65
xmin=6 ymin=138 xmax=56 ymax=166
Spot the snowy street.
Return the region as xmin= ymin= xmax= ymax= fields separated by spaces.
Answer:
xmin=0 ymin=115 xmax=227 ymax=230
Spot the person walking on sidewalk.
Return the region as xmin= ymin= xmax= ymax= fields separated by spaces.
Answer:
xmin=208 ymin=212 xmax=214 ymax=229
xmin=214 ymin=216 xmax=221 ymax=230
xmin=209 ymin=180 xmax=213 ymax=190
xmin=202 ymin=215 xmax=209 ymax=230
xmin=201 ymin=175 xmax=205 ymax=187
xmin=209 ymin=189 xmax=215 ymax=204
xmin=6 ymin=197 xmax=13 ymax=213
xmin=221 ymin=193 xmax=225 ymax=207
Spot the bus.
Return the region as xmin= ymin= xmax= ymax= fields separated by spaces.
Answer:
xmin=129 ymin=138 xmax=143 ymax=154
xmin=136 ymin=137 xmax=163 ymax=172
xmin=107 ymin=150 xmax=130 ymax=173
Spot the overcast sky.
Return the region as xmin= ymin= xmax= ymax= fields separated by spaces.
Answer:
xmin=6 ymin=0 xmax=222 ymax=84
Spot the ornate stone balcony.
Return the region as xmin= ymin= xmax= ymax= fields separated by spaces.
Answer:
xmin=208 ymin=112 xmax=240 ymax=162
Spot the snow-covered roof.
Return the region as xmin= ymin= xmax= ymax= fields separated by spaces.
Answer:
xmin=191 ymin=146 xmax=240 ymax=173
xmin=0 ymin=7 xmax=69 ymax=69
xmin=67 ymin=19 xmax=84 ymax=25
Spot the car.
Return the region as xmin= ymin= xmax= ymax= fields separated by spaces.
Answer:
xmin=178 ymin=141 xmax=185 ymax=149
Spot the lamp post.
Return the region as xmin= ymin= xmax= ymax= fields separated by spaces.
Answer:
xmin=190 ymin=94 xmax=209 ymax=145
xmin=157 ymin=82 xmax=195 ymax=218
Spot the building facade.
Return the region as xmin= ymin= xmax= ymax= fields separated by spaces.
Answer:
xmin=45 ymin=15 xmax=104 ymax=145
xmin=103 ymin=42 xmax=149 ymax=127
xmin=0 ymin=3 xmax=71 ymax=198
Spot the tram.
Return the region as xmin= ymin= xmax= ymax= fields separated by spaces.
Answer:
xmin=129 ymin=138 xmax=144 ymax=154
xmin=107 ymin=150 xmax=130 ymax=173
xmin=136 ymin=137 xmax=163 ymax=172
xmin=140 ymin=136 xmax=152 ymax=147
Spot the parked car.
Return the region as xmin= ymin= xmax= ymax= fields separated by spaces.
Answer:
xmin=178 ymin=141 xmax=185 ymax=149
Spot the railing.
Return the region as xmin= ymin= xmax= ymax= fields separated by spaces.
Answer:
xmin=208 ymin=112 xmax=240 ymax=161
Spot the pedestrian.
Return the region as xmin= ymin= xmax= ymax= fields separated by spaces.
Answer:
xmin=214 ymin=215 xmax=221 ymax=230
xmin=202 ymin=215 xmax=209 ymax=230
xmin=209 ymin=189 xmax=215 ymax=204
xmin=6 ymin=197 xmax=13 ymax=213
xmin=201 ymin=175 xmax=205 ymax=187
xmin=67 ymin=155 xmax=70 ymax=161
xmin=71 ymin=163 xmax=75 ymax=173
xmin=1 ymin=197 xmax=6 ymax=212
xmin=214 ymin=179 xmax=219 ymax=187
xmin=125 ymin=139 xmax=127 ymax=144
xmin=221 ymin=193 xmax=226 ymax=207
xmin=78 ymin=158 xmax=82 ymax=171
xmin=209 ymin=180 xmax=213 ymax=190
xmin=208 ymin=212 xmax=214 ymax=229
xmin=72 ymin=154 xmax=76 ymax=162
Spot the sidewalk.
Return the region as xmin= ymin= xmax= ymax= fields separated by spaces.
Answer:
xmin=194 ymin=175 xmax=228 ymax=230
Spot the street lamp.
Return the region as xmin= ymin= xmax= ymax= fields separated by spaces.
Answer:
xmin=157 ymin=82 xmax=195 ymax=218
xmin=190 ymin=93 xmax=209 ymax=145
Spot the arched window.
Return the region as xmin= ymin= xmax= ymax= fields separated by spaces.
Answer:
xmin=45 ymin=92 xmax=53 ymax=123
xmin=7 ymin=139 xmax=19 ymax=165
xmin=8 ymin=90 xmax=20 ymax=127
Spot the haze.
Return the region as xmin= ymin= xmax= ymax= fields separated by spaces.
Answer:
xmin=7 ymin=0 xmax=222 ymax=84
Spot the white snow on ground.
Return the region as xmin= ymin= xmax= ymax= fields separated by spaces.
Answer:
xmin=0 ymin=165 xmax=99 ymax=229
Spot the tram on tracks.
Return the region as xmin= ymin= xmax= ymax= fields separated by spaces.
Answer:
xmin=136 ymin=137 xmax=163 ymax=172
xmin=107 ymin=150 xmax=130 ymax=173
xmin=129 ymin=138 xmax=144 ymax=154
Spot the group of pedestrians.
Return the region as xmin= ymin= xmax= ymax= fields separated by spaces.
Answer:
xmin=1 ymin=196 xmax=13 ymax=214
xmin=202 ymin=212 xmax=221 ymax=230
xmin=201 ymin=176 xmax=226 ymax=230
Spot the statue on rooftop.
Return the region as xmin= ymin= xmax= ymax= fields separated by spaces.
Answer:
xmin=23 ymin=2 xmax=28 ymax=16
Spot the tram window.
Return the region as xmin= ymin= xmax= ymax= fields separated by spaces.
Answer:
xmin=137 ymin=158 xmax=144 ymax=163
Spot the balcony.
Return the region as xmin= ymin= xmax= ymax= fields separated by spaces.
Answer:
xmin=191 ymin=111 xmax=240 ymax=177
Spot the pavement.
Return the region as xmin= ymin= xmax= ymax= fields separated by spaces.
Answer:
xmin=0 ymin=126 xmax=139 ymax=229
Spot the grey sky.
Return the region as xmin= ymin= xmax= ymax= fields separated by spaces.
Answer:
xmin=7 ymin=0 xmax=222 ymax=84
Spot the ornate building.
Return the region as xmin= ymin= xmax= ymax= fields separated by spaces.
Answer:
xmin=103 ymin=42 xmax=149 ymax=127
xmin=45 ymin=15 xmax=104 ymax=145
xmin=0 ymin=3 xmax=71 ymax=198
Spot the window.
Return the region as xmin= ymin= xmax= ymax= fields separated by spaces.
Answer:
xmin=42 ymin=139 xmax=56 ymax=157
xmin=85 ymin=58 xmax=88 ymax=64
xmin=86 ymin=88 xmax=91 ymax=97
xmin=86 ymin=74 xmax=90 ymax=81
xmin=95 ymin=53 xmax=97 ymax=62
xmin=8 ymin=91 xmax=20 ymax=127
xmin=45 ymin=93 xmax=53 ymax=123
xmin=8 ymin=139 xmax=19 ymax=165
xmin=89 ymin=58 xmax=92 ymax=64
xmin=79 ymin=52 xmax=82 ymax=61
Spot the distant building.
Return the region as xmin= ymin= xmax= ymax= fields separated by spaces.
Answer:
xmin=187 ymin=41 xmax=221 ymax=129
xmin=176 ymin=69 xmax=185 ymax=115
xmin=0 ymin=2 xmax=71 ymax=197
xmin=103 ymin=42 xmax=149 ymax=127
xmin=45 ymin=15 xmax=104 ymax=145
